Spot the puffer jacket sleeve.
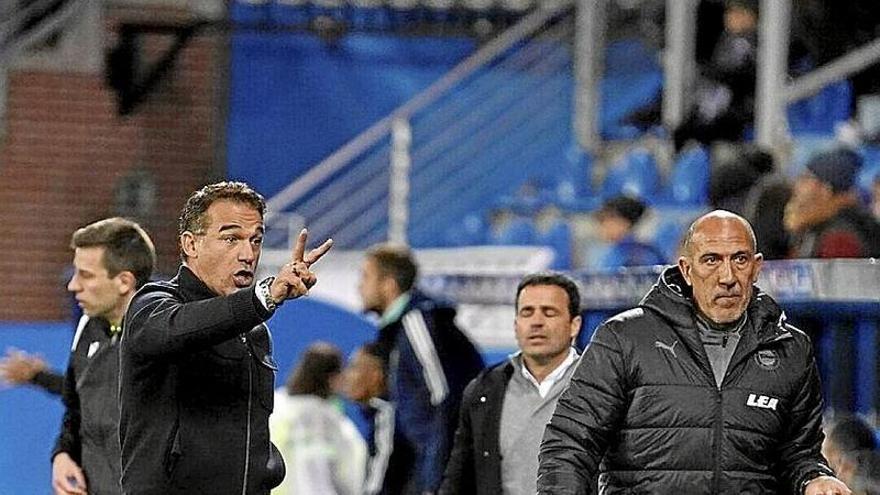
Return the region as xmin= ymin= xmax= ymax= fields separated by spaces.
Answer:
xmin=537 ymin=321 xmax=629 ymax=495
xmin=777 ymin=338 xmax=834 ymax=493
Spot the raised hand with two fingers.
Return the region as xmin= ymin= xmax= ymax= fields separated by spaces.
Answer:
xmin=268 ymin=228 xmax=333 ymax=305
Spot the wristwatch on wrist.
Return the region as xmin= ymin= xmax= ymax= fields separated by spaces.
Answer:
xmin=257 ymin=276 xmax=281 ymax=311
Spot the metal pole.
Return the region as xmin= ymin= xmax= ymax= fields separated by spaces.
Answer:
xmin=389 ymin=117 xmax=412 ymax=245
xmin=662 ymin=0 xmax=697 ymax=130
xmin=755 ymin=0 xmax=791 ymax=151
xmin=572 ymin=0 xmax=606 ymax=153
xmin=265 ymin=2 xmax=573 ymax=216
xmin=785 ymin=36 xmax=880 ymax=103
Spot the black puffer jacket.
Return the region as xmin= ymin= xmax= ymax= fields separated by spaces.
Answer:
xmin=537 ymin=266 xmax=833 ymax=494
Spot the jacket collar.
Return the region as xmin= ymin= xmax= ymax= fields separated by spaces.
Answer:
xmin=640 ymin=266 xmax=792 ymax=385
xmin=379 ymin=292 xmax=412 ymax=328
xmin=640 ymin=266 xmax=790 ymax=344
xmin=173 ymin=264 xmax=223 ymax=302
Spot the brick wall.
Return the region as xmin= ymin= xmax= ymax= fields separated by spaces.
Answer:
xmin=0 ymin=5 xmax=225 ymax=321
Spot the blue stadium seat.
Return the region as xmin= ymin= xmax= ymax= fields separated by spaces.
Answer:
xmin=490 ymin=216 xmax=538 ymax=246
xmin=268 ymin=1 xmax=310 ymax=25
xmin=231 ymin=0 xmax=271 ymax=23
xmin=663 ymin=146 xmax=710 ymax=206
xmin=601 ymin=148 xmax=660 ymax=200
xmin=540 ymin=219 xmax=573 ymax=270
xmin=653 ymin=219 xmax=685 ymax=262
xmin=600 ymin=39 xmax=664 ymax=140
xmin=443 ymin=212 xmax=487 ymax=247
xmin=788 ymin=80 xmax=853 ymax=136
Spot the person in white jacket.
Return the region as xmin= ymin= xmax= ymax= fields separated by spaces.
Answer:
xmin=271 ymin=342 xmax=367 ymax=495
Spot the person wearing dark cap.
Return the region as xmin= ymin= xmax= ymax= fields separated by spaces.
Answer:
xmin=784 ymin=147 xmax=880 ymax=258
xmin=594 ymin=195 xmax=666 ymax=269
xmin=670 ymin=0 xmax=759 ymax=150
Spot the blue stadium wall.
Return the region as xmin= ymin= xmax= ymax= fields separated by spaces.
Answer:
xmin=227 ymin=32 xmax=476 ymax=198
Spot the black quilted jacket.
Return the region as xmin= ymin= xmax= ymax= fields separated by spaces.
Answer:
xmin=537 ymin=266 xmax=833 ymax=494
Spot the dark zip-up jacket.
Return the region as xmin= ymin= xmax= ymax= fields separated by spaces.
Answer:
xmin=119 ymin=266 xmax=285 ymax=495
xmin=441 ymin=353 xmax=580 ymax=495
xmin=375 ymin=290 xmax=485 ymax=493
xmin=537 ymin=266 xmax=834 ymax=494
xmin=54 ymin=315 xmax=122 ymax=495
xmin=439 ymin=360 xmax=514 ymax=495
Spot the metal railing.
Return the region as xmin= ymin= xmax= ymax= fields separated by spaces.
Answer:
xmin=264 ymin=1 xmax=574 ymax=248
xmin=0 ymin=0 xmax=86 ymax=66
xmin=754 ymin=0 xmax=880 ymax=151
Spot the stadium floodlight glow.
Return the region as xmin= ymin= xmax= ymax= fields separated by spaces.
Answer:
xmin=461 ymin=0 xmax=495 ymax=11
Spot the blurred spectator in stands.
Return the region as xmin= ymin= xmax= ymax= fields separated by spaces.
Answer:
xmin=784 ymin=148 xmax=880 ymax=258
xmin=822 ymin=415 xmax=878 ymax=494
xmin=270 ymin=342 xmax=366 ymax=495
xmin=0 ymin=348 xmax=63 ymax=395
xmin=359 ymin=244 xmax=485 ymax=494
xmin=594 ymin=195 xmax=666 ymax=269
xmin=709 ymin=145 xmax=793 ymax=259
xmin=709 ymin=145 xmax=775 ymax=214
xmin=624 ymin=0 xmax=759 ymax=147
xmin=342 ymin=342 xmax=415 ymax=495
xmin=744 ymin=176 xmax=794 ymax=260
xmin=672 ymin=0 xmax=758 ymax=151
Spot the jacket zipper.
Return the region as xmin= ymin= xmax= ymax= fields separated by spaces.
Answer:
xmin=241 ymin=333 xmax=252 ymax=495
xmin=713 ymin=385 xmax=723 ymax=493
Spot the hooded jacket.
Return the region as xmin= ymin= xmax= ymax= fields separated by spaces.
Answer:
xmin=375 ymin=290 xmax=485 ymax=493
xmin=118 ymin=266 xmax=285 ymax=495
xmin=537 ymin=266 xmax=833 ymax=494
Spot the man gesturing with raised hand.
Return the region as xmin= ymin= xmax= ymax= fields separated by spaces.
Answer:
xmin=269 ymin=227 xmax=332 ymax=305
xmin=119 ymin=182 xmax=332 ymax=495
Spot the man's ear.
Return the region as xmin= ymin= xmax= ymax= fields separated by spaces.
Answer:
xmin=678 ymin=256 xmax=693 ymax=286
xmin=181 ymin=232 xmax=198 ymax=260
xmin=752 ymin=253 xmax=764 ymax=283
xmin=116 ymin=271 xmax=137 ymax=295
xmin=381 ymin=276 xmax=401 ymax=300
xmin=569 ymin=314 xmax=582 ymax=342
